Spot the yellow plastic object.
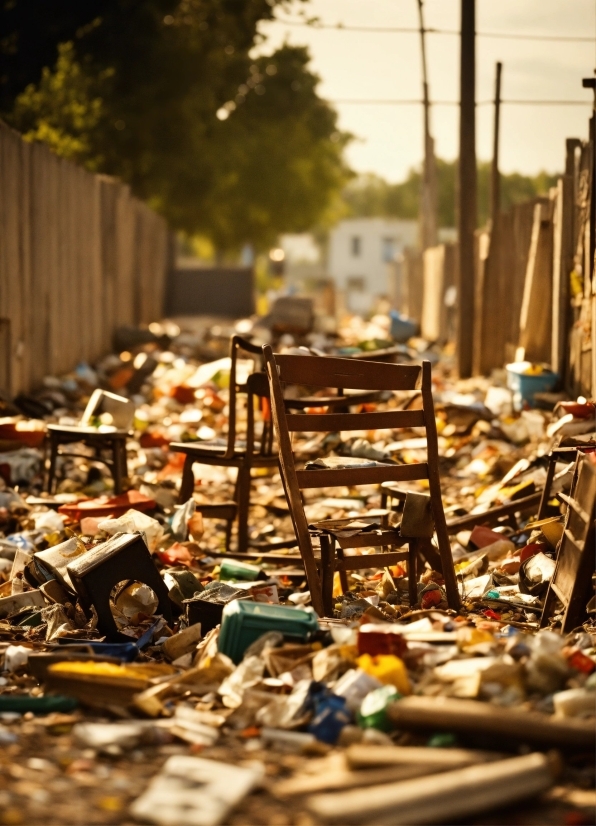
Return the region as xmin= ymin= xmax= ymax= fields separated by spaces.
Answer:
xmin=539 ymin=519 xmax=564 ymax=548
xmin=48 ymin=661 xmax=175 ymax=688
xmin=498 ymin=478 xmax=535 ymax=502
xmin=456 ymin=627 xmax=495 ymax=653
xmin=356 ymin=654 xmax=411 ymax=695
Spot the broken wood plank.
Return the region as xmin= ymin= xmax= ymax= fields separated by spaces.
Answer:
xmin=307 ymin=752 xmax=557 ymax=825
xmin=345 ymin=744 xmax=502 ymax=770
xmin=388 ymin=696 xmax=595 ymax=750
xmin=272 ymin=763 xmax=431 ymax=797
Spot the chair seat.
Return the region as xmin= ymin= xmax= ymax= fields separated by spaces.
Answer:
xmin=380 ymin=481 xmax=413 ymax=502
xmin=171 ymin=439 xmax=238 ymax=457
xmin=170 ymin=440 xmax=278 ymax=466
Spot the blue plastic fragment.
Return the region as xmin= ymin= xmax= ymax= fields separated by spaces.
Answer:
xmin=56 ymin=639 xmax=140 ymax=661
xmin=307 ymin=686 xmax=353 ymax=745
xmin=5 ymin=533 xmax=35 ymax=552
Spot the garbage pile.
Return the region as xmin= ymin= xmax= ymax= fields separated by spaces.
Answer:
xmin=0 ymin=316 xmax=594 ymax=826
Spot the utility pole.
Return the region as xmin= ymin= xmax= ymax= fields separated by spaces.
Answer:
xmin=417 ymin=0 xmax=438 ymax=251
xmin=490 ymin=62 xmax=502 ymax=230
xmin=457 ymin=0 xmax=477 ymax=378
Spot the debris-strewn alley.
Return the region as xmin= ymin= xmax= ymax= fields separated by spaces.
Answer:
xmin=0 ymin=312 xmax=594 ymax=826
xmin=0 ymin=4 xmax=595 ymax=825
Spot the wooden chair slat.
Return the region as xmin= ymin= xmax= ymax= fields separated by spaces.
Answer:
xmin=336 ymin=531 xmax=407 ymax=550
xmin=285 ymin=409 xmax=426 ymax=433
xmin=296 ymin=463 xmax=429 ymax=489
xmin=337 ymin=551 xmax=409 ymax=571
xmin=274 ymin=353 xmax=421 ymax=391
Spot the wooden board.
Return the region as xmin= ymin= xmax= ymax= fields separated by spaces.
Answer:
xmin=541 ymin=452 xmax=596 ymax=632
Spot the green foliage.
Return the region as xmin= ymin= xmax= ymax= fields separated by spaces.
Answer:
xmin=5 ymin=1 xmax=350 ymax=254
xmin=12 ymin=42 xmax=111 ymax=169
xmin=343 ymin=160 xmax=559 ymax=228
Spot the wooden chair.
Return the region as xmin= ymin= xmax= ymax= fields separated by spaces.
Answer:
xmin=263 ymin=347 xmax=460 ymax=617
xmin=171 ymin=335 xmax=278 ymax=553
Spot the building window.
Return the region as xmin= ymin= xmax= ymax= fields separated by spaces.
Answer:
xmin=351 ymin=236 xmax=361 ymax=257
xmin=381 ymin=237 xmax=396 ymax=262
xmin=347 ymin=276 xmax=365 ymax=292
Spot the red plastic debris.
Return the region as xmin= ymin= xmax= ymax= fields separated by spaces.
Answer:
xmin=57 ymin=490 xmax=156 ymax=521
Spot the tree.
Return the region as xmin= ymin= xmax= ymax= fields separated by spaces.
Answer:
xmin=343 ymin=160 xmax=558 ymax=229
xmin=178 ymin=45 xmax=351 ymax=252
xmin=5 ymin=1 xmax=350 ymax=253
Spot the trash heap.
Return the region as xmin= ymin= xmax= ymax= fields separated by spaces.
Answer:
xmin=0 ymin=318 xmax=594 ymax=825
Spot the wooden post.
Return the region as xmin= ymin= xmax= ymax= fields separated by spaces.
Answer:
xmin=457 ymin=0 xmax=477 ymax=378
xmin=490 ymin=62 xmax=502 ymax=229
xmin=417 ymin=0 xmax=438 ymax=251
xmin=473 ymin=62 xmax=505 ymax=376
xmin=518 ymin=200 xmax=555 ymax=363
xmin=551 ymin=175 xmax=574 ymax=378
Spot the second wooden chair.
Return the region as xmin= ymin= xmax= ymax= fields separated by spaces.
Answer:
xmin=171 ymin=335 xmax=278 ymax=552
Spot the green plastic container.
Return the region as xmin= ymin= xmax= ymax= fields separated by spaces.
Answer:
xmin=218 ymin=601 xmax=319 ymax=664
xmin=219 ymin=559 xmax=264 ymax=582
xmin=0 ymin=695 xmax=78 ymax=714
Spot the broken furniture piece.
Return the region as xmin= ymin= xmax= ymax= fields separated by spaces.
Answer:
xmin=66 ymin=532 xmax=172 ymax=640
xmin=171 ymin=336 xmax=278 ymax=553
xmin=45 ymin=389 xmax=133 ymax=494
xmin=537 ymin=443 xmax=596 ymax=518
xmin=380 ymin=443 xmax=580 ymax=537
xmin=264 ymin=348 xmax=460 ymax=617
xmin=540 ymin=451 xmax=596 ymax=632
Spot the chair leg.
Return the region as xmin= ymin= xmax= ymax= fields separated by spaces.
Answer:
xmin=417 ymin=537 xmax=443 ymax=573
xmin=235 ymin=466 xmax=252 ymax=553
xmin=320 ymin=534 xmax=336 ymax=617
xmin=178 ymin=457 xmax=195 ymax=502
xmin=539 ymin=584 xmax=558 ymax=628
xmin=407 ymin=539 xmax=418 ymax=608
xmin=335 ymin=546 xmax=349 ymax=594
xmin=111 ymin=441 xmax=125 ymax=495
xmin=434 ymin=516 xmax=461 ymax=611
xmin=45 ymin=435 xmax=58 ymax=494
xmin=224 ymin=517 xmax=234 ymax=554
xmin=120 ymin=440 xmax=129 ymax=485
xmin=538 ymin=457 xmax=556 ymax=520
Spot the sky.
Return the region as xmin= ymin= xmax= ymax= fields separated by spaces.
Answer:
xmin=257 ymin=0 xmax=596 ymax=182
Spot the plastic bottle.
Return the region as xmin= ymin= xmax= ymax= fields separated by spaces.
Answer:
xmin=357 ymin=684 xmax=401 ymax=731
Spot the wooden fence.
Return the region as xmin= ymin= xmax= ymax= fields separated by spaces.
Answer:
xmin=403 ymin=127 xmax=594 ymax=400
xmin=0 ymin=120 xmax=170 ymax=396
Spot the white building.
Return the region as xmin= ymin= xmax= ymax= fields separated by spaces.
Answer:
xmin=328 ymin=217 xmax=418 ymax=314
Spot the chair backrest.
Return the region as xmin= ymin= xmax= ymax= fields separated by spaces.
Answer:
xmin=226 ymin=335 xmax=273 ymax=458
xmin=263 ymin=347 xmax=444 ymax=571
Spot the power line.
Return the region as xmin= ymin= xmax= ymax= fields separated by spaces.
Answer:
xmin=272 ymin=17 xmax=596 ymax=44
xmin=329 ymin=99 xmax=592 ymax=106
